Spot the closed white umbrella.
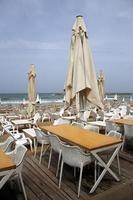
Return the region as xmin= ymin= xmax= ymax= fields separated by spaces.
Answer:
xmin=27 ymin=64 xmax=36 ymax=117
xmin=97 ymin=70 xmax=105 ymax=103
xmin=64 ymin=16 xmax=103 ymax=112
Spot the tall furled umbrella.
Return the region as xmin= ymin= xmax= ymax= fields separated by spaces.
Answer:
xmin=64 ymin=16 xmax=103 ymax=112
xmin=97 ymin=70 xmax=105 ymax=103
xmin=27 ymin=64 xmax=36 ymax=117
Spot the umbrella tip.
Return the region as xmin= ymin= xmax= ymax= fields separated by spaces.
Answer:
xmin=76 ymin=15 xmax=83 ymax=18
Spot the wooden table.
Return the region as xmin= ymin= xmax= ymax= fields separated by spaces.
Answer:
xmin=12 ymin=119 xmax=31 ymax=130
xmin=0 ymin=149 xmax=16 ymax=189
xmin=6 ymin=115 xmax=20 ymax=121
xmin=112 ymin=119 xmax=133 ymax=125
xmin=0 ymin=149 xmax=16 ymax=172
xmin=112 ymin=119 xmax=133 ymax=150
xmin=39 ymin=124 xmax=122 ymax=193
xmin=23 ymin=128 xmax=36 ymax=154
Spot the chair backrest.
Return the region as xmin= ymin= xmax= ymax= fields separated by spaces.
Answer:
xmin=6 ymin=144 xmax=27 ymax=167
xmin=48 ymin=134 xmax=61 ymax=153
xmin=42 ymin=112 xmax=50 ymax=122
xmin=33 ymin=113 xmax=41 ymax=124
xmin=124 ymin=124 xmax=133 ymax=138
xmin=107 ymin=130 xmax=122 ymax=139
xmin=60 ymin=142 xmax=91 ymax=167
xmin=105 ymin=120 xmax=116 ymax=133
xmin=84 ymin=125 xmax=99 ymax=133
xmin=120 ymin=108 xmax=127 ymax=117
xmin=110 ymin=114 xmax=120 ymax=120
xmin=2 ymin=123 xmax=14 ymax=132
xmin=48 ymin=112 xmax=57 ymax=124
xmin=59 ymin=108 xmax=65 ymax=116
xmin=83 ymin=110 xmax=91 ymax=121
xmin=4 ymin=125 xmax=20 ymax=140
xmin=53 ymin=118 xmax=70 ymax=125
xmin=0 ymin=136 xmax=14 ymax=152
xmin=15 ymin=145 xmax=27 ymax=166
xmin=89 ymin=110 xmax=97 ymax=121
xmin=71 ymin=122 xmax=84 ymax=128
xmin=34 ymin=128 xmax=49 ymax=143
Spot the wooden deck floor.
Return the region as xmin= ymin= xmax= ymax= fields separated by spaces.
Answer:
xmin=1 ymin=148 xmax=133 ymax=200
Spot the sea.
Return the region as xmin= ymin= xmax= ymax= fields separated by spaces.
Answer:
xmin=0 ymin=93 xmax=132 ymax=105
xmin=0 ymin=93 xmax=64 ymax=105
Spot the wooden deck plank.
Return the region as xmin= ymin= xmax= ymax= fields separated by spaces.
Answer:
xmin=24 ymin=154 xmax=81 ymax=200
xmin=0 ymin=149 xmax=133 ymax=200
xmin=32 ymin=151 xmax=91 ymax=199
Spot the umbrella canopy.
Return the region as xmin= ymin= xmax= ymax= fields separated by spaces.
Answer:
xmin=97 ymin=70 xmax=105 ymax=103
xmin=64 ymin=16 xmax=103 ymax=112
xmin=27 ymin=64 xmax=36 ymax=117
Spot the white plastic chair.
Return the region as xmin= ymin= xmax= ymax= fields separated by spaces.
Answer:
xmin=4 ymin=124 xmax=33 ymax=152
xmin=6 ymin=144 xmax=27 ymax=200
xmin=83 ymin=110 xmax=91 ymax=122
xmin=84 ymin=125 xmax=99 ymax=133
xmin=48 ymin=112 xmax=59 ymax=124
xmin=48 ymin=134 xmax=63 ymax=177
xmin=34 ymin=128 xmax=50 ymax=164
xmin=105 ymin=120 xmax=119 ymax=133
xmin=59 ymin=142 xmax=92 ymax=197
xmin=0 ymin=136 xmax=14 ymax=152
xmin=71 ymin=122 xmax=84 ymax=128
xmin=41 ymin=112 xmax=50 ymax=122
xmin=31 ymin=112 xmax=41 ymax=127
xmin=53 ymin=118 xmax=70 ymax=125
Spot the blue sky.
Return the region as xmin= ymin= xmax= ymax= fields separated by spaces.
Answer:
xmin=0 ymin=0 xmax=133 ymax=93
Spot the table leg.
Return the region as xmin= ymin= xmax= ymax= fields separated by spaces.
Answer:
xmin=90 ymin=144 xmax=122 ymax=193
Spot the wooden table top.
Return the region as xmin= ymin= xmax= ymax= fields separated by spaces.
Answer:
xmin=23 ymin=128 xmax=36 ymax=138
xmin=0 ymin=149 xmax=16 ymax=172
xmin=87 ymin=121 xmax=106 ymax=127
xmin=112 ymin=119 xmax=133 ymax=125
xmin=39 ymin=124 xmax=122 ymax=151
xmin=12 ymin=119 xmax=31 ymax=125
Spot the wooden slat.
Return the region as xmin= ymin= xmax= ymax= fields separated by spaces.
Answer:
xmin=24 ymin=155 xmax=78 ymax=200
xmin=1 ymin=149 xmax=133 ymax=200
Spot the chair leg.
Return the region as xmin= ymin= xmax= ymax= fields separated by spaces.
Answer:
xmin=27 ymin=138 xmax=33 ymax=152
xmin=18 ymin=172 xmax=27 ymax=200
xmin=30 ymin=141 xmax=33 ymax=152
xmin=74 ymin=167 xmax=76 ymax=177
xmin=39 ymin=143 xmax=44 ymax=165
xmin=94 ymin=160 xmax=97 ymax=183
xmin=33 ymin=139 xmax=37 ymax=158
xmin=56 ymin=150 xmax=61 ymax=177
xmin=59 ymin=160 xmax=64 ymax=189
xmin=117 ymin=153 xmax=121 ymax=175
xmin=34 ymin=141 xmax=38 ymax=158
xmin=40 ymin=145 xmax=50 ymax=165
xmin=121 ymin=135 xmax=125 ymax=151
xmin=78 ymin=166 xmax=83 ymax=198
xmin=48 ymin=148 xmax=52 ymax=169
